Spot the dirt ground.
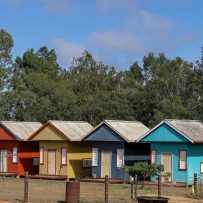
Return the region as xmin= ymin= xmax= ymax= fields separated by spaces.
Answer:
xmin=0 ymin=177 xmax=202 ymax=203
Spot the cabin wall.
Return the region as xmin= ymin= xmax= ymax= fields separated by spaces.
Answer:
xmin=143 ymin=123 xmax=189 ymax=142
xmin=18 ymin=141 xmax=39 ymax=176
xmin=188 ymin=144 xmax=203 ymax=183
xmin=39 ymin=141 xmax=68 ymax=176
xmin=92 ymin=142 xmax=126 ymax=179
xmin=125 ymin=143 xmax=150 ymax=166
xmin=0 ymin=140 xmax=18 ymax=174
xmin=68 ymin=142 xmax=92 ymax=178
xmin=151 ymin=142 xmax=188 ymax=183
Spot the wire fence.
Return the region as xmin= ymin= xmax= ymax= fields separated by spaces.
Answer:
xmin=0 ymin=174 xmax=202 ymax=203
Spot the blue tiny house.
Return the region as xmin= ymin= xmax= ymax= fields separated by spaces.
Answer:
xmin=82 ymin=120 xmax=150 ymax=179
xmin=138 ymin=119 xmax=203 ymax=184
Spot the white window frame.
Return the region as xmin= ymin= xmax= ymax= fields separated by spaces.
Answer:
xmin=92 ymin=148 xmax=98 ymax=166
xmin=40 ymin=147 xmax=44 ymax=164
xmin=117 ymin=148 xmax=124 ymax=167
xmin=179 ymin=150 xmax=187 ymax=170
xmin=61 ymin=148 xmax=67 ymax=165
xmin=151 ymin=150 xmax=157 ymax=164
xmin=12 ymin=147 xmax=18 ymax=163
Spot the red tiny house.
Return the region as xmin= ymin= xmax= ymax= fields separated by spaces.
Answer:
xmin=0 ymin=121 xmax=41 ymax=176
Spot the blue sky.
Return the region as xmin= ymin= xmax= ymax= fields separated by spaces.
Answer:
xmin=0 ymin=0 xmax=203 ymax=69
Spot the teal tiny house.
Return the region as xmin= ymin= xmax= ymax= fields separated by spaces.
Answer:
xmin=138 ymin=119 xmax=203 ymax=184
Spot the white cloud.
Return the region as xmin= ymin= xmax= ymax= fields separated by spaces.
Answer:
xmin=49 ymin=38 xmax=84 ymax=68
xmin=97 ymin=0 xmax=138 ymax=11
xmin=89 ymin=10 xmax=193 ymax=58
xmin=1 ymin=0 xmax=24 ymax=5
xmin=44 ymin=0 xmax=73 ymax=14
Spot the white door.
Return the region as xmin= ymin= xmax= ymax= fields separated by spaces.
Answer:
xmin=162 ymin=153 xmax=172 ymax=181
xmin=101 ymin=151 xmax=111 ymax=178
xmin=0 ymin=150 xmax=8 ymax=172
xmin=48 ymin=150 xmax=56 ymax=175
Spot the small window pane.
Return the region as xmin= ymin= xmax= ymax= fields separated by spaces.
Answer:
xmin=200 ymin=163 xmax=203 ymax=174
xmin=92 ymin=148 xmax=98 ymax=166
xmin=117 ymin=149 xmax=124 ymax=167
xmin=179 ymin=150 xmax=187 ymax=170
xmin=151 ymin=150 xmax=156 ymax=164
xmin=40 ymin=148 xmax=44 ymax=164
xmin=61 ymin=148 xmax=67 ymax=165
xmin=12 ymin=147 xmax=18 ymax=163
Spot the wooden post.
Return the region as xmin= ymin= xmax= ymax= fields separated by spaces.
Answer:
xmin=134 ymin=175 xmax=137 ymax=200
xmin=105 ymin=175 xmax=109 ymax=203
xmin=65 ymin=179 xmax=68 ymax=203
xmin=194 ymin=173 xmax=198 ymax=196
xmin=24 ymin=171 xmax=28 ymax=203
xmin=131 ymin=181 xmax=133 ymax=199
xmin=158 ymin=175 xmax=162 ymax=197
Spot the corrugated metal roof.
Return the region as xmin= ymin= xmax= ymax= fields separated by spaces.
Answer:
xmin=104 ymin=120 xmax=150 ymax=142
xmin=165 ymin=119 xmax=203 ymax=141
xmin=1 ymin=121 xmax=42 ymax=140
xmin=82 ymin=120 xmax=150 ymax=142
xmin=49 ymin=120 xmax=94 ymax=141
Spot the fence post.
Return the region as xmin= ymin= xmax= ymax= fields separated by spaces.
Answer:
xmin=131 ymin=180 xmax=133 ymax=199
xmin=105 ymin=175 xmax=109 ymax=203
xmin=134 ymin=174 xmax=137 ymax=200
xmin=194 ymin=173 xmax=198 ymax=197
xmin=65 ymin=178 xmax=69 ymax=203
xmin=158 ymin=175 xmax=162 ymax=197
xmin=24 ymin=171 xmax=28 ymax=203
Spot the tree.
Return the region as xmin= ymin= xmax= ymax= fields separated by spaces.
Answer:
xmin=122 ymin=162 xmax=164 ymax=188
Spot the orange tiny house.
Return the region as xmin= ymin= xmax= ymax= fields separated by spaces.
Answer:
xmin=0 ymin=121 xmax=42 ymax=176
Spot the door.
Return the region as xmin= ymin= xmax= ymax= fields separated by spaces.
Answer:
xmin=48 ymin=150 xmax=56 ymax=175
xmin=162 ymin=153 xmax=172 ymax=181
xmin=101 ymin=151 xmax=111 ymax=178
xmin=0 ymin=150 xmax=8 ymax=172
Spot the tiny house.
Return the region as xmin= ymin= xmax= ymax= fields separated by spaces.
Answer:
xmin=82 ymin=120 xmax=150 ymax=179
xmin=29 ymin=120 xmax=93 ymax=178
xmin=0 ymin=121 xmax=42 ymax=176
xmin=138 ymin=119 xmax=203 ymax=184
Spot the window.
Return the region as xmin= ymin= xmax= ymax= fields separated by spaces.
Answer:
xmin=12 ymin=147 xmax=18 ymax=163
xmin=61 ymin=148 xmax=67 ymax=165
xmin=179 ymin=150 xmax=187 ymax=170
xmin=117 ymin=149 xmax=124 ymax=167
xmin=200 ymin=163 xmax=203 ymax=174
xmin=92 ymin=148 xmax=98 ymax=166
xmin=40 ymin=147 xmax=44 ymax=164
xmin=151 ymin=150 xmax=157 ymax=164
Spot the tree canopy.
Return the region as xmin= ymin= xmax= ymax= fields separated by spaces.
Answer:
xmin=0 ymin=29 xmax=203 ymax=127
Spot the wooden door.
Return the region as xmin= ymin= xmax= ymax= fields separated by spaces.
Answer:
xmin=48 ymin=150 xmax=56 ymax=175
xmin=162 ymin=153 xmax=172 ymax=181
xmin=0 ymin=150 xmax=8 ymax=172
xmin=101 ymin=151 xmax=111 ymax=178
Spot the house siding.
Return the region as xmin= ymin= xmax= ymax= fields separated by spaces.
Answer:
xmin=68 ymin=142 xmax=92 ymax=178
xmin=39 ymin=141 xmax=68 ymax=176
xmin=188 ymin=144 xmax=203 ymax=184
xmin=85 ymin=125 xmax=124 ymax=142
xmin=151 ymin=142 xmax=188 ymax=183
xmin=143 ymin=123 xmax=189 ymax=142
xmin=18 ymin=141 xmax=39 ymax=176
xmin=0 ymin=140 xmax=18 ymax=174
xmin=92 ymin=142 xmax=126 ymax=179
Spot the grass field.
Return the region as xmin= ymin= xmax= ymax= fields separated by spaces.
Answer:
xmin=0 ymin=177 xmax=201 ymax=203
